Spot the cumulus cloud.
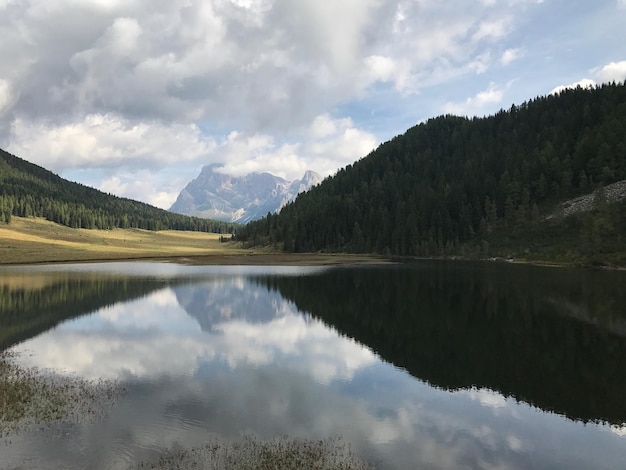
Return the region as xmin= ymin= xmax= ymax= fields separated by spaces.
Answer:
xmin=471 ymin=17 xmax=512 ymax=43
xmin=1 ymin=0 xmax=616 ymax=207
xmin=213 ymin=114 xmax=378 ymax=180
xmin=592 ymin=60 xmax=626 ymax=83
xmin=7 ymin=113 xmax=215 ymax=172
xmin=550 ymin=60 xmax=626 ymax=95
xmin=464 ymin=387 xmax=508 ymax=409
xmin=500 ymin=47 xmax=523 ymax=65
xmin=364 ymin=55 xmax=413 ymax=92
xmin=0 ymin=79 xmax=13 ymax=115
xmin=98 ymin=174 xmax=184 ymax=209
xmin=443 ymin=83 xmax=504 ymax=116
xmin=610 ymin=425 xmax=626 ymax=437
xmin=550 ymin=78 xmax=596 ymax=95
xmin=0 ymin=0 xmax=537 ymax=131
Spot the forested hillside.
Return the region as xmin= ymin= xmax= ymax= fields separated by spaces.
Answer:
xmin=0 ymin=149 xmax=237 ymax=233
xmin=238 ymin=82 xmax=626 ymax=264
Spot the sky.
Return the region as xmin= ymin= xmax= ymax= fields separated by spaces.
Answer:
xmin=1 ymin=0 xmax=625 ymax=209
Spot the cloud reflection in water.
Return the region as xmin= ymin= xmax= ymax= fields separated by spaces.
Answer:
xmin=3 ymin=264 xmax=626 ymax=470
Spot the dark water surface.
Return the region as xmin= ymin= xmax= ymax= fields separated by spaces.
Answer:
xmin=1 ymin=261 xmax=625 ymax=469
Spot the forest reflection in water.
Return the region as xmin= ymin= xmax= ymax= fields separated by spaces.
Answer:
xmin=255 ymin=260 xmax=626 ymax=425
xmin=1 ymin=261 xmax=625 ymax=469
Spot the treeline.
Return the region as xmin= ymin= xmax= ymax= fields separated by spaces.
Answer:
xmin=238 ymin=82 xmax=626 ymax=257
xmin=0 ymin=149 xmax=238 ymax=233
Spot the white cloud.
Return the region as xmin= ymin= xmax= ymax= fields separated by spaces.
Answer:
xmin=464 ymin=387 xmax=508 ymax=409
xmin=98 ymin=175 xmax=181 ymax=209
xmin=0 ymin=0 xmax=538 ymax=132
xmin=472 ymin=17 xmax=512 ymax=43
xmin=0 ymin=0 xmax=622 ymax=207
xmin=592 ymin=60 xmax=626 ymax=83
xmin=364 ymin=55 xmax=412 ymax=91
xmin=443 ymin=83 xmax=504 ymax=116
xmin=213 ymin=114 xmax=377 ymax=180
xmin=610 ymin=425 xmax=626 ymax=437
xmin=7 ymin=113 xmax=214 ymax=171
xmin=507 ymin=434 xmax=523 ymax=451
xmin=550 ymin=78 xmax=596 ymax=95
xmin=618 ymin=0 xmax=626 ymax=10
xmin=550 ymin=60 xmax=626 ymax=95
xmin=500 ymin=47 xmax=523 ymax=65
xmin=0 ymin=78 xmax=13 ymax=115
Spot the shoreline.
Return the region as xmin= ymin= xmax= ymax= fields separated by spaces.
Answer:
xmin=2 ymin=217 xmax=624 ymax=270
xmin=0 ymin=251 xmax=394 ymax=267
xmin=3 ymin=250 xmax=624 ymax=270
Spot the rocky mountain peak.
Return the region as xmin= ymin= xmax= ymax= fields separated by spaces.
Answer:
xmin=169 ymin=165 xmax=321 ymax=224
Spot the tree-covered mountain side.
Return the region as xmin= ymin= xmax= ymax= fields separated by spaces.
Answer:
xmin=0 ymin=149 xmax=237 ymax=233
xmin=237 ymin=82 xmax=626 ymax=265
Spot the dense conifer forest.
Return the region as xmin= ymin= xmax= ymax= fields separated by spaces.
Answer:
xmin=0 ymin=149 xmax=237 ymax=233
xmin=238 ymin=82 xmax=626 ymax=264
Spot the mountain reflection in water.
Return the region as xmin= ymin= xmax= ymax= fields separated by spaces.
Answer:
xmin=1 ymin=261 xmax=625 ymax=470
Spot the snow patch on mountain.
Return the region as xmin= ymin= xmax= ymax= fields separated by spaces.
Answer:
xmin=169 ymin=164 xmax=323 ymax=223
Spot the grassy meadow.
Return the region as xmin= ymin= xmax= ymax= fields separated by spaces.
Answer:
xmin=0 ymin=217 xmax=387 ymax=265
xmin=0 ymin=216 xmax=248 ymax=264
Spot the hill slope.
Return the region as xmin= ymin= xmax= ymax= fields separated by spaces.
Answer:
xmin=0 ymin=149 xmax=237 ymax=233
xmin=238 ymin=82 xmax=626 ymax=264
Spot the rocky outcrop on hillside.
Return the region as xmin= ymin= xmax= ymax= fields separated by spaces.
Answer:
xmin=548 ymin=179 xmax=626 ymax=219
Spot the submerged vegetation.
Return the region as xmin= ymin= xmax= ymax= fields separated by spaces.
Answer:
xmin=0 ymin=350 xmax=123 ymax=440
xmin=2 ymin=349 xmax=374 ymax=469
xmin=134 ymin=435 xmax=375 ymax=470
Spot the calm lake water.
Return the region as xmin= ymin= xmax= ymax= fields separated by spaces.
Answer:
xmin=1 ymin=260 xmax=626 ymax=469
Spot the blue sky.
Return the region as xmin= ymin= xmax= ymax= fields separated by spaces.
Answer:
xmin=1 ymin=0 xmax=625 ymax=208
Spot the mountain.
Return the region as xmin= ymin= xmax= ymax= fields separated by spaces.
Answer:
xmin=237 ymin=82 xmax=626 ymax=265
xmin=169 ymin=164 xmax=323 ymax=223
xmin=0 ymin=149 xmax=237 ymax=233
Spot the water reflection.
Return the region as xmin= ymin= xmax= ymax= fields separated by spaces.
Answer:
xmin=1 ymin=262 xmax=626 ymax=469
xmin=257 ymin=261 xmax=626 ymax=426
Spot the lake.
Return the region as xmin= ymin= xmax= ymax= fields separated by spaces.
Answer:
xmin=1 ymin=260 xmax=625 ymax=469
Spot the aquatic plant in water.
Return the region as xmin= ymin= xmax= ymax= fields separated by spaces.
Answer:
xmin=0 ymin=350 xmax=124 ymax=441
xmin=134 ymin=435 xmax=377 ymax=470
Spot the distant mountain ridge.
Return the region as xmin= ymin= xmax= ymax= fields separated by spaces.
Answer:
xmin=169 ymin=164 xmax=322 ymax=223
